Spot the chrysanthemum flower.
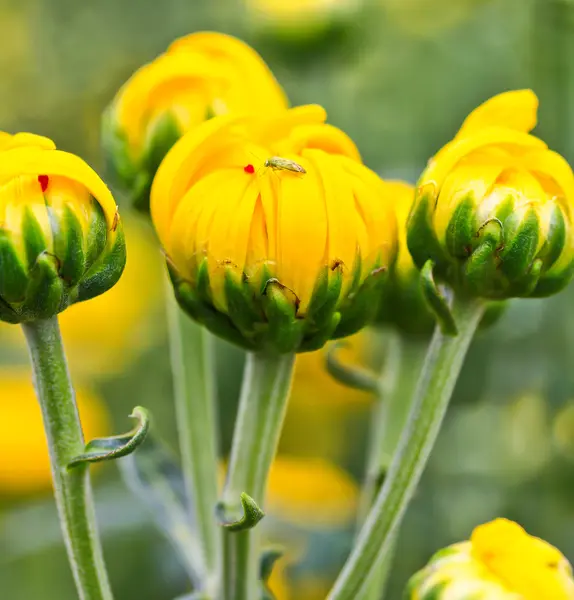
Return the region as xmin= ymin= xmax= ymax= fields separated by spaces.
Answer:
xmin=152 ymin=105 xmax=397 ymax=352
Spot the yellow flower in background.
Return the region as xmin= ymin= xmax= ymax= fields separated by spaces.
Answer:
xmin=280 ymin=332 xmax=372 ymax=459
xmin=0 ymin=369 xmax=109 ymax=495
xmin=552 ymin=402 xmax=574 ymax=462
xmin=0 ymin=217 xmax=162 ymax=378
xmin=152 ymin=105 xmax=397 ymax=352
xmin=266 ymin=456 xmax=359 ymax=528
xmin=405 ymin=518 xmax=574 ymax=600
xmin=407 ymin=90 xmax=574 ymax=299
xmin=246 ymin=0 xmax=362 ymax=43
xmin=0 ymin=132 xmax=125 ymax=323
xmin=102 ymin=31 xmax=288 ymax=212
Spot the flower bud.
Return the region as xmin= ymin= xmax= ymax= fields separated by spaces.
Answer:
xmin=151 ymin=105 xmax=397 ymax=353
xmin=376 ymin=180 xmax=436 ymax=334
xmin=0 ymin=132 xmax=125 ymax=324
xmin=245 ymin=0 xmax=362 ymax=45
xmin=407 ymin=90 xmax=574 ymax=300
xmin=102 ymin=32 xmax=288 ymax=213
xmin=405 ymin=518 xmax=574 ymax=600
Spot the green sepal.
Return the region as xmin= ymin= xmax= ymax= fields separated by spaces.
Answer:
xmin=22 ymin=252 xmax=64 ymax=320
xmin=305 ymin=265 xmax=343 ymax=332
xmin=84 ymin=200 xmax=108 ymax=272
xmin=299 ymin=311 xmax=341 ymax=352
xmin=22 ymin=207 xmax=48 ymax=271
xmin=325 ymin=340 xmax=379 ymax=393
xmin=216 ymin=492 xmax=265 ymax=532
xmin=538 ymin=202 xmax=566 ymax=268
xmin=407 ymin=186 xmax=448 ymax=270
xmin=0 ymin=297 xmax=19 ymax=323
xmin=499 ymin=208 xmax=539 ymax=282
xmin=57 ymin=205 xmax=86 ymax=287
xmin=464 ymin=237 xmax=499 ymax=297
xmin=510 ymin=257 xmax=543 ymax=297
xmin=0 ymin=231 xmax=28 ymax=303
xmin=142 ymin=113 xmax=181 ymax=184
xmin=76 ymin=223 xmax=126 ymax=302
xmin=420 ymin=260 xmax=458 ymax=336
xmin=68 ymin=406 xmax=150 ymax=469
xmin=172 ymin=271 xmax=256 ymax=350
xmin=259 ymin=548 xmax=284 ymax=600
xmin=531 ymin=258 xmax=574 ymax=297
xmin=334 ymin=265 xmax=386 ymax=339
xmin=196 ymin=258 xmax=213 ymax=306
xmin=445 ymin=193 xmax=475 ymax=258
xmin=262 ymin=279 xmax=304 ymax=353
xmin=224 ymin=270 xmax=261 ymax=339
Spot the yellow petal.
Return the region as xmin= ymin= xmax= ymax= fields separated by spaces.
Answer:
xmin=285 ymin=123 xmax=362 ymax=162
xmin=455 ymin=90 xmax=539 ymax=140
xmin=0 ymin=147 xmax=117 ymax=227
xmin=424 ymin=127 xmax=547 ymax=190
xmin=274 ymin=155 xmax=328 ymax=311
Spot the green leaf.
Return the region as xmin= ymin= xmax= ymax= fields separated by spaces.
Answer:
xmin=325 ymin=340 xmax=380 ymax=393
xmin=68 ymin=406 xmax=150 ymax=468
xmin=420 ymin=260 xmax=458 ymax=336
xmin=216 ymin=492 xmax=265 ymax=532
xmin=118 ymin=434 xmax=204 ymax=585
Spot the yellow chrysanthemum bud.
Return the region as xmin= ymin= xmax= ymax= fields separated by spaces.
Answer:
xmin=407 ymin=90 xmax=574 ymax=300
xmin=376 ymin=180 xmax=436 ymax=334
xmin=0 ymin=132 xmax=125 ymax=324
xmin=246 ymin=0 xmax=362 ymax=44
xmin=151 ymin=105 xmax=397 ymax=353
xmin=0 ymin=368 xmax=109 ymax=495
xmin=102 ymin=31 xmax=288 ymax=213
xmin=405 ymin=518 xmax=574 ymax=600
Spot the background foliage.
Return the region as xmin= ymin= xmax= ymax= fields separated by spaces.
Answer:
xmin=1 ymin=0 xmax=574 ymax=598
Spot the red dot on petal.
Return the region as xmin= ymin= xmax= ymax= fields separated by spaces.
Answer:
xmin=244 ymin=164 xmax=255 ymax=174
xmin=38 ymin=175 xmax=49 ymax=192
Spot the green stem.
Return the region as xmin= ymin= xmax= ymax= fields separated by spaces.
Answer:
xmin=166 ymin=287 xmax=220 ymax=589
xmin=358 ymin=338 xmax=428 ymax=600
xmin=328 ymin=295 xmax=484 ymax=600
xmin=220 ymin=351 xmax=296 ymax=600
xmin=22 ymin=317 xmax=113 ymax=600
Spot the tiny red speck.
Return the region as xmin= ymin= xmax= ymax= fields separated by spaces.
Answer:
xmin=38 ymin=175 xmax=49 ymax=192
xmin=244 ymin=164 xmax=255 ymax=174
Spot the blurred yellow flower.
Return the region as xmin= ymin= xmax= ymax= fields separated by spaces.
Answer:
xmin=0 ymin=131 xmax=125 ymax=323
xmin=152 ymin=105 xmax=397 ymax=352
xmin=0 ymin=369 xmax=109 ymax=495
xmin=0 ymin=217 xmax=163 ymax=378
xmin=552 ymin=401 xmax=574 ymax=461
xmin=246 ymin=0 xmax=362 ymax=42
xmin=406 ymin=518 xmax=574 ymax=600
xmin=270 ymin=558 xmax=331 ymax=600
xmin=408 ymin=90 xmax=574 ymax=299
xmin=266 ymin=455 xmax=359 ymax=528
xmin=103 ymin=31 xmax=287 ymax=212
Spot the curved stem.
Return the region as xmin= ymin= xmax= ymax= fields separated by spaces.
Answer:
xmin=220 ymin=351 xmax=296 ymax=600
xmin=166 ymin=287 xmax=219 ymax=589
xmin=22 ymin=317 xmax=113 ymax=600
xmin=328 ymin=295 xmax=484 ymax=600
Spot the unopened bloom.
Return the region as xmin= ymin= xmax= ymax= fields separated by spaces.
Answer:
xmin=102 ymin=32 xmax=287 ymax=213
xmin=246 ymin=0 xmax=362 ymax=44
xmin=377 ymin=180 xmax=435 ymax=334
xmin=0 ymin=369 xmax=109 ymax=495
xmin=152 ymin=105 xmax=397 ymax=353
xmin=0 ymin=132 xmax=125 ymax=324
xmin=407 ymin=90 xmax=574 ymax=299
xmin=405 ymin=518 xmax=574 ymax=600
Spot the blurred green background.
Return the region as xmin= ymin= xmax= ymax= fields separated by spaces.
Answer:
xmin=1 ymin=0 xmax=574 ymax=598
